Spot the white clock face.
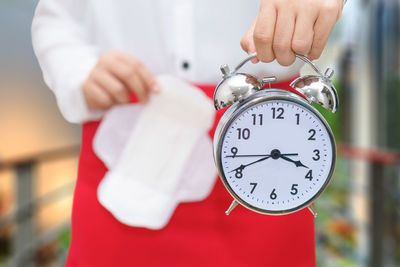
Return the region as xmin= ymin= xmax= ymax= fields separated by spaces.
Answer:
xmin=219 ymin=99 xmax=335 ymax=213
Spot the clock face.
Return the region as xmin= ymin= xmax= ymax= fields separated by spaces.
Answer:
xmin=218 ymin=98 xmax=335 ymax=213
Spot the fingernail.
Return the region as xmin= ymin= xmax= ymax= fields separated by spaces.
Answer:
xmin=251 ymin=58 xmax=259 ymax=64
xmin=151 ymin=85 xmax=161 ymax=93
xmin=248 ymin=47 xmax=259 ymax=63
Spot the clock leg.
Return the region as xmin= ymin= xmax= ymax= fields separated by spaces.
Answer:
xmin=307 ymin=205 xmax=318 ymax=218
xmin=225 ymin=200 xmax=239 ymax=215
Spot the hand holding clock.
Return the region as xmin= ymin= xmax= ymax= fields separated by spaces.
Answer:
xmin=241 ymin=0 xmax=344 ymax=65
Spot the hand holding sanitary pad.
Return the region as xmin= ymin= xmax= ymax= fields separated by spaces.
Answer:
xmin=94 ymin=75 xmax=217 ymax=229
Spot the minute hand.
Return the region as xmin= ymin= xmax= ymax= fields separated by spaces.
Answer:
xmin=229 ymin=155 xmax=272 ymax=173
xmin=226 ymin=153 xmax=298 ymax=158
xmin=279 ymin=155 xmax=309 ymax=168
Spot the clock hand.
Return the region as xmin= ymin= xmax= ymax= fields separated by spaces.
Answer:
xmin=279 ymin=155 xmax=309 ymax=169
xmin=228 ymin=149 xmax=305 ymax=174
xmin=229 ymin=155 xmax=272 ymax=173
xmin=225 ymin=153 xmax=298 ymax=158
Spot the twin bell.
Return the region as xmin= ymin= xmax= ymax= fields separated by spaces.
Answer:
xmin=213 ymin=53 xmax=339 ymax=113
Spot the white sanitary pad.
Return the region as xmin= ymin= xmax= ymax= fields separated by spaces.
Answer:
xmin=94 ymin=75 xmax=217 ymax=229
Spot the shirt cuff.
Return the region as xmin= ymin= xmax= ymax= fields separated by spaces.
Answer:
xmin=54 ymin=56 xmax=105 ymax=124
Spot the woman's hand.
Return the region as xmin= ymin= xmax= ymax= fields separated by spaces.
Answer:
xmin=241 ymin=0 xmax=343 ymax=65
xmin=83 ymin=50 xmax=159 ymax=109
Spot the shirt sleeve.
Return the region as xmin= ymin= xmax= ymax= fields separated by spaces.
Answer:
xmin=31 ymin=0 xmax=105 ymax=123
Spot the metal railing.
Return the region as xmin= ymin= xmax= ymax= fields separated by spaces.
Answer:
xmin=0 ymin=145 xmax=80 ymax=267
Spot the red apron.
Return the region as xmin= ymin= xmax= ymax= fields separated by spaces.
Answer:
xmin=66 ymin=81 xmax=315 ymax=267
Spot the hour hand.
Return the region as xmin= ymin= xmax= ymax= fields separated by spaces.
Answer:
xmin=279 ymin=155 xmax=309 ymax=168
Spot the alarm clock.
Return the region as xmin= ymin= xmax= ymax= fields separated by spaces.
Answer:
xmin=213 ymin=53 xmax=338 ymax=218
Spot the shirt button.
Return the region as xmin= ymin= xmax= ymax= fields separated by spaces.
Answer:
xmin=182 ymin=61 xmax=190 ymax=70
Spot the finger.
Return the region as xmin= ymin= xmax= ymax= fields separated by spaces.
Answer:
xmin=84 ymin=82 xmax=114 ymax=109
xmin=92 ymin=70 xmax=129 ymax=104
xmin=291 ymin=12 xmax=317 ymax=56
xmin=137 ymin=65 xmax=160 ymax=93
xmin=113 ymin=52 xmax=159 ymax=95
xmin=127 ymin=73 xmax=149 ymax=102
xmin=105 ymin=56 xmax=149 ymax=102
xmin=240 ymin=21 xmax=259 ymax=63
xmin=308 ymin=3 xmax=339 ymax=60
xmin=253 ymin=5 xmax=276 ymax=63
xmin=273 ymin=8 xmax=296 ymax=66
xmin=336 ymin=0 xmax=344 ymax=20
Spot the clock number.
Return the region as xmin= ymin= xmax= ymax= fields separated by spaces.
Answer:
xmin=271 ymin=107 xmax=284 ymax=119
xmin=305 ymin=170 xmax=313 ymax=181
xmin=234 ymin=168 xmax=243 ymax=179
xmin=237 ymin=128 xmax=250 ymax=140
xmin=270 ymin=188 xmax=277 ymax=200
xmin=313 ymin=149 xmax=320 ymax=161
xmin=230 ymin=147 xmax=238 ymax=158
xmin=295 ymin=113 xmax=300 ymax=125
xmin=290 ymin=184 xmax=298 ymax=195
xmin=308 ymin=129 xmax=316 ymax=140
xmin=251 ymin=114 xmax=263 ymax=125
xmin=250 ymin=182 xmax=257 ymax=194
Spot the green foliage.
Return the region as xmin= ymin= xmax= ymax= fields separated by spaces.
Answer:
xmin=58 ymin=228 xmax=71 ymax=253
xmin=314 ymin=80 xmax=358 ymax=266
xmin=315 ymin=158 xmax=358 ymax=267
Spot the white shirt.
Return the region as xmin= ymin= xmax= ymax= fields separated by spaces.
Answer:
xmin=32 ymin=0 xmax=303 ymax=123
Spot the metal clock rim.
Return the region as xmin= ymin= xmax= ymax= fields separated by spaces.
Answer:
xmin=214 ymin=89 xmax=337 ymax=216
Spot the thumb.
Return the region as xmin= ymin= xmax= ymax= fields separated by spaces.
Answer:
xmin=240 ymin=20 xmax=259 ymax=63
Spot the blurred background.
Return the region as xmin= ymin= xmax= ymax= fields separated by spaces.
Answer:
xmin=0 ymin=0 xmax=399 ymax=266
